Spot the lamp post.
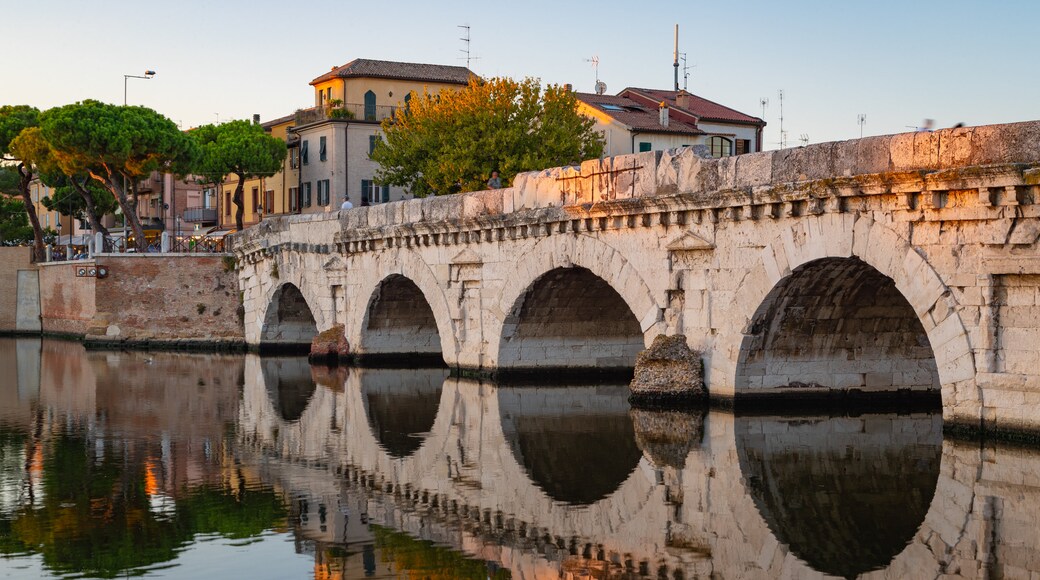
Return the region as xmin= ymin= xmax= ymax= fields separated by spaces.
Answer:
xmin=122 ymin=70 xmax=156 ymax=250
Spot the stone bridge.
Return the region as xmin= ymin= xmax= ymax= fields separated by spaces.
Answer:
xmin=232 ymin=121 xmax=1040 ymax=433
xmin=239 ymin=358 xmax=1040 ymax=579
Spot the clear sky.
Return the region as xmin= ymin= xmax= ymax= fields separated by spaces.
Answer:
xmin=3 ymin=0 xmax=1037 ymax=149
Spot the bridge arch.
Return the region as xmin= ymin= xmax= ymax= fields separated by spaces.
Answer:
xmin=259 ymin=282 xmax=322 ymax=349
xmin=713 ymin=214 xmax=979 ymax=421
xmin=348 ymin=251 xmax=457 ymax=365
xmin=489 ymin=235 xmax=665 ymax=371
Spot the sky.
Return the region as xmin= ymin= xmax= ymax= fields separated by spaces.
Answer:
xmin=3 ymin=0 xmax=1038 ymax=149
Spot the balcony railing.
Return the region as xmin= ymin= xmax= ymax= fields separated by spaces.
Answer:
xmin=183 ymin=206 xmax=217 ymax=223
xmin=294 ymin=103 xmax=399 ymax=125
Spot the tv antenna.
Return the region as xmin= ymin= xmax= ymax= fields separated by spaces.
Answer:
xmin=680 ymin=53 xmax=694 ymax=90
xmin=584 ymin=56 xmax=600 ymax=87
xmin=458 ymin=24 xmax=480 ymax=69
xmin=857 ymin=113 xmax=867 ymax=138
xmin=759 ymin=97 xmax=769 ymax=119
xmin=799 ymin=134 xmax=809 ymax=146
xmin=778 ymin=89 xmax=785 ymax=149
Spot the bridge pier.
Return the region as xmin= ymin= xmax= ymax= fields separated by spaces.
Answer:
xmin=234 ymin=120 xmax=1040 ymax=435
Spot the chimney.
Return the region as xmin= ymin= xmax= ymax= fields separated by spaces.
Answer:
xmin=659 ymin=102 xmax=669 ymax=128
xmin=252 ymin=114 xmax=261 ymax=125
xmin=676 ymin=91 xmax=691 ymax=110
xmin=564 ymin=83 xmax=573 ymax=92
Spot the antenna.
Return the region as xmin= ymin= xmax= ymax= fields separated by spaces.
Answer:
xmin=584 ymin=56 xmax=600 ymax=87
xmin=458 ymin=24 xmax=479 ymax=69
xmin=857 ymin=113 xmax=867 ymax=138
xmin=680 ymin=53 xmax=694 ymax=91
xmin=799 ymin=134 xmax=809 ymax=146
xmin=778 ymin=89 xmax=785 ymax=149
xmin=759 ymin=97 xmax=768 ymax=119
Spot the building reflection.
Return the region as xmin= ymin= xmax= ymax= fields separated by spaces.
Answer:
xmin=7 ymin=340 xmax=1040 ymax=579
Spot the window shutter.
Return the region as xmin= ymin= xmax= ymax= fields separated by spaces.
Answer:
xmin=301 ymin=141 xmax=309 ymax=164
xmin=361 ymin=180 xmax=370 ymax=205
xmin=381 ymin=184 xmax=389 ymax=203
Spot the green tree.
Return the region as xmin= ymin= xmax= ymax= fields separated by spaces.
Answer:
xmin=12 ymin=126 xmax=118 ymax=245
xmin=372 ymin=77 xmax=604 ymax=197
xmin=39 ymin=100 xmax=195 ymax=251
xmin=190 ymin=119 xmax=287 ymax=231
xmin=0 ymin=105 xmax=45 ymax=260
xmin=0 ymin=167 xmax=34 ymax=244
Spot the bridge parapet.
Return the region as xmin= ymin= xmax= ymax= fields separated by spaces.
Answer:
xmin=233 ymin=121 xmax=1040 ymax=261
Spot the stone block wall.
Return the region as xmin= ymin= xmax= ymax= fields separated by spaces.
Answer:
xmin=90 ymin=255 xmax=242 ymax=344
xmin=0 ymin=247 xmax=33 ymax=331
xmin=37 ymin=261 xmax=96 ymax=336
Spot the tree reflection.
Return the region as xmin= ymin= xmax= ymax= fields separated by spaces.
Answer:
xmin=0 ymin=430 xmax=285 ymax=578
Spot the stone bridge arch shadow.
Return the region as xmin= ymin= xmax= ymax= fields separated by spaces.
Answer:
xmin=489 ymin=235 xmax=666 ymax=376
xmin=355 ymin=273 xmax=452 ymax=367
xmin=714 ymin=214 xmax=979 ymax=422
xmin=259 ymin=282 xmax=321 ymax=353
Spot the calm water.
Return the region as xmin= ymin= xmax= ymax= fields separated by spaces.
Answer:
xmin=0 ymin=338 xmax=1037 ymax=579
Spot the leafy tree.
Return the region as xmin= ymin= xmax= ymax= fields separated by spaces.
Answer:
xmin=13 ymin=126 xmax=118 ymax=244
xmin=190 ymin=119 xmax=287 ymax=231
xmin=0 ymin=105 xmax=45 ymax=260
xmin=39 ymin=100 xmax=195 ymax=251
xmin=372 ymin=77 xmax=604 ymax=197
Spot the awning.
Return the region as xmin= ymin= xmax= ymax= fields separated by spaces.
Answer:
xmin=204 ymin=228 xmax=237 ymax=239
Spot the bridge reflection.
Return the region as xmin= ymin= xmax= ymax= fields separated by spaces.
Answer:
xmin=245 ymin=356 xmax=986 ymax=578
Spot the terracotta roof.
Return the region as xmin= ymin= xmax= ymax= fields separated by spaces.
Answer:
xmin=311 ymin=59 xmax=475 ymax=86
xmin=575 ymin=92 xmax=704 ymax=136
xmin=623 ymin=88 xmax=764 ymax=126
xmin=261 ymin=112 xmax=296 ymax=129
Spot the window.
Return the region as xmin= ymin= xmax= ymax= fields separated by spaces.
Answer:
xmin=361 ymin=179 xmax=389 ymax=205
xmin=302 ymin=182 xmax=312 ymax=208
xmin=735 ymin=139 xmax=751 ymax=155
xmin=202 ymin=188 xmax=214 ymax=209
xmin=638 ymin=142 xmax=652 ymax=152
xmin=289 ymin=186 xmax=299 ymax=212
xmin=369 ymin=135 xmax=380 ymax=156
xmin=317 ymin=179 xmax=330 ymax=206
xmin=404 ymin=93 xmax=412 ymax=113
xmin=225 ymin=191 xmax=231 ymax=216
xmin=251 ymin=187 xmax=259 ymax=213
xmin=319 ymin=136 xmax=327 ymax=162
xmin=265 ymin=190 xmax=274 ymax=214
xmin=709 ymin=136 xmax=733 ymax=158
xmin=289 ymin=147 xmax=300 ymax=169
xmin=364 ymin=90 xmax=376 ymax=121
xmin=301 ymin=140 xmax=309 ymax=165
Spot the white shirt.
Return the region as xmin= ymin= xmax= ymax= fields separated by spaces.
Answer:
xmin=340 ymin=200 xmax=353 ymax=210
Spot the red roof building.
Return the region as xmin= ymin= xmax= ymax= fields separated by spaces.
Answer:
xmin=575 ymin=87 xmax=765 ymax=158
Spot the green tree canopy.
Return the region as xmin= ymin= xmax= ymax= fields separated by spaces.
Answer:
xmin=0 ymin=105 xmax=45 ymax=259
xmin=39 ymin=100 xmax=195 ymax=251
xmin=190 ymin=119 xmax=286 ymax=231
xmin=371 ymin=77 xmax=604 ymax=197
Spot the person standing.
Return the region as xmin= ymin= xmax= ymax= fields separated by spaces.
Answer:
xmin=340 ymin=196 xmax=353 ymax=210
xmin=487 ymin=170 xmax=502 ymax=189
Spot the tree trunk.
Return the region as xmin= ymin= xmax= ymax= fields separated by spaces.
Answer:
xmin=233 ymin=172 xmax=245 ymax=232
xmin=17 ymin=163 xmax=45 ymax=262
xmin=71 ymin=178 xmax=111 ymax=250
xmin=92 ymin=170 xmax=149 ymax=252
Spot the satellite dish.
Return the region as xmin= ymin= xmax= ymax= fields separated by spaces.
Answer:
xmin=595 ymin=80 xmax=607 ymax=95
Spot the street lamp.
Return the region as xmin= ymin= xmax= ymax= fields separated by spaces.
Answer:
xmin=124 ymin=70 xmax=156 ymax=105
xmin=122 ymin=70 xmax=155 ymax=251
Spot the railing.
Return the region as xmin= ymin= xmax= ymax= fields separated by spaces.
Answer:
xmin=294 ymin=103 xmax=399 ymax=125
xmin=183 ymin=206 xmax=218 ymax=223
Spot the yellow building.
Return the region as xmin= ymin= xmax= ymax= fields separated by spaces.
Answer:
xmin=217 ymin=114 xmax=299 ymax=232
xmin=28 ymin=180 xmax=75 ymax=239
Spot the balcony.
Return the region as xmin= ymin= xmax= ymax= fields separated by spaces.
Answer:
xmin=294 ymin=103 xmax=399 ymax=125
xmin=183 ymin=206 xmax=217 ymax=223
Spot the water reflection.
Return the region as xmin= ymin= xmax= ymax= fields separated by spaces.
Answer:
xmin=736 ymin=413 xmax=942 ymax=578
xmin=262 ymin=357 xmax=317 ymax=422
xmin=6 ymin=339 xmax=1040 ymax=579
xmin=360 ymin=368 xmax=448 ymax=458
xmin=498 ymin=386 xmax=644 ymax=505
